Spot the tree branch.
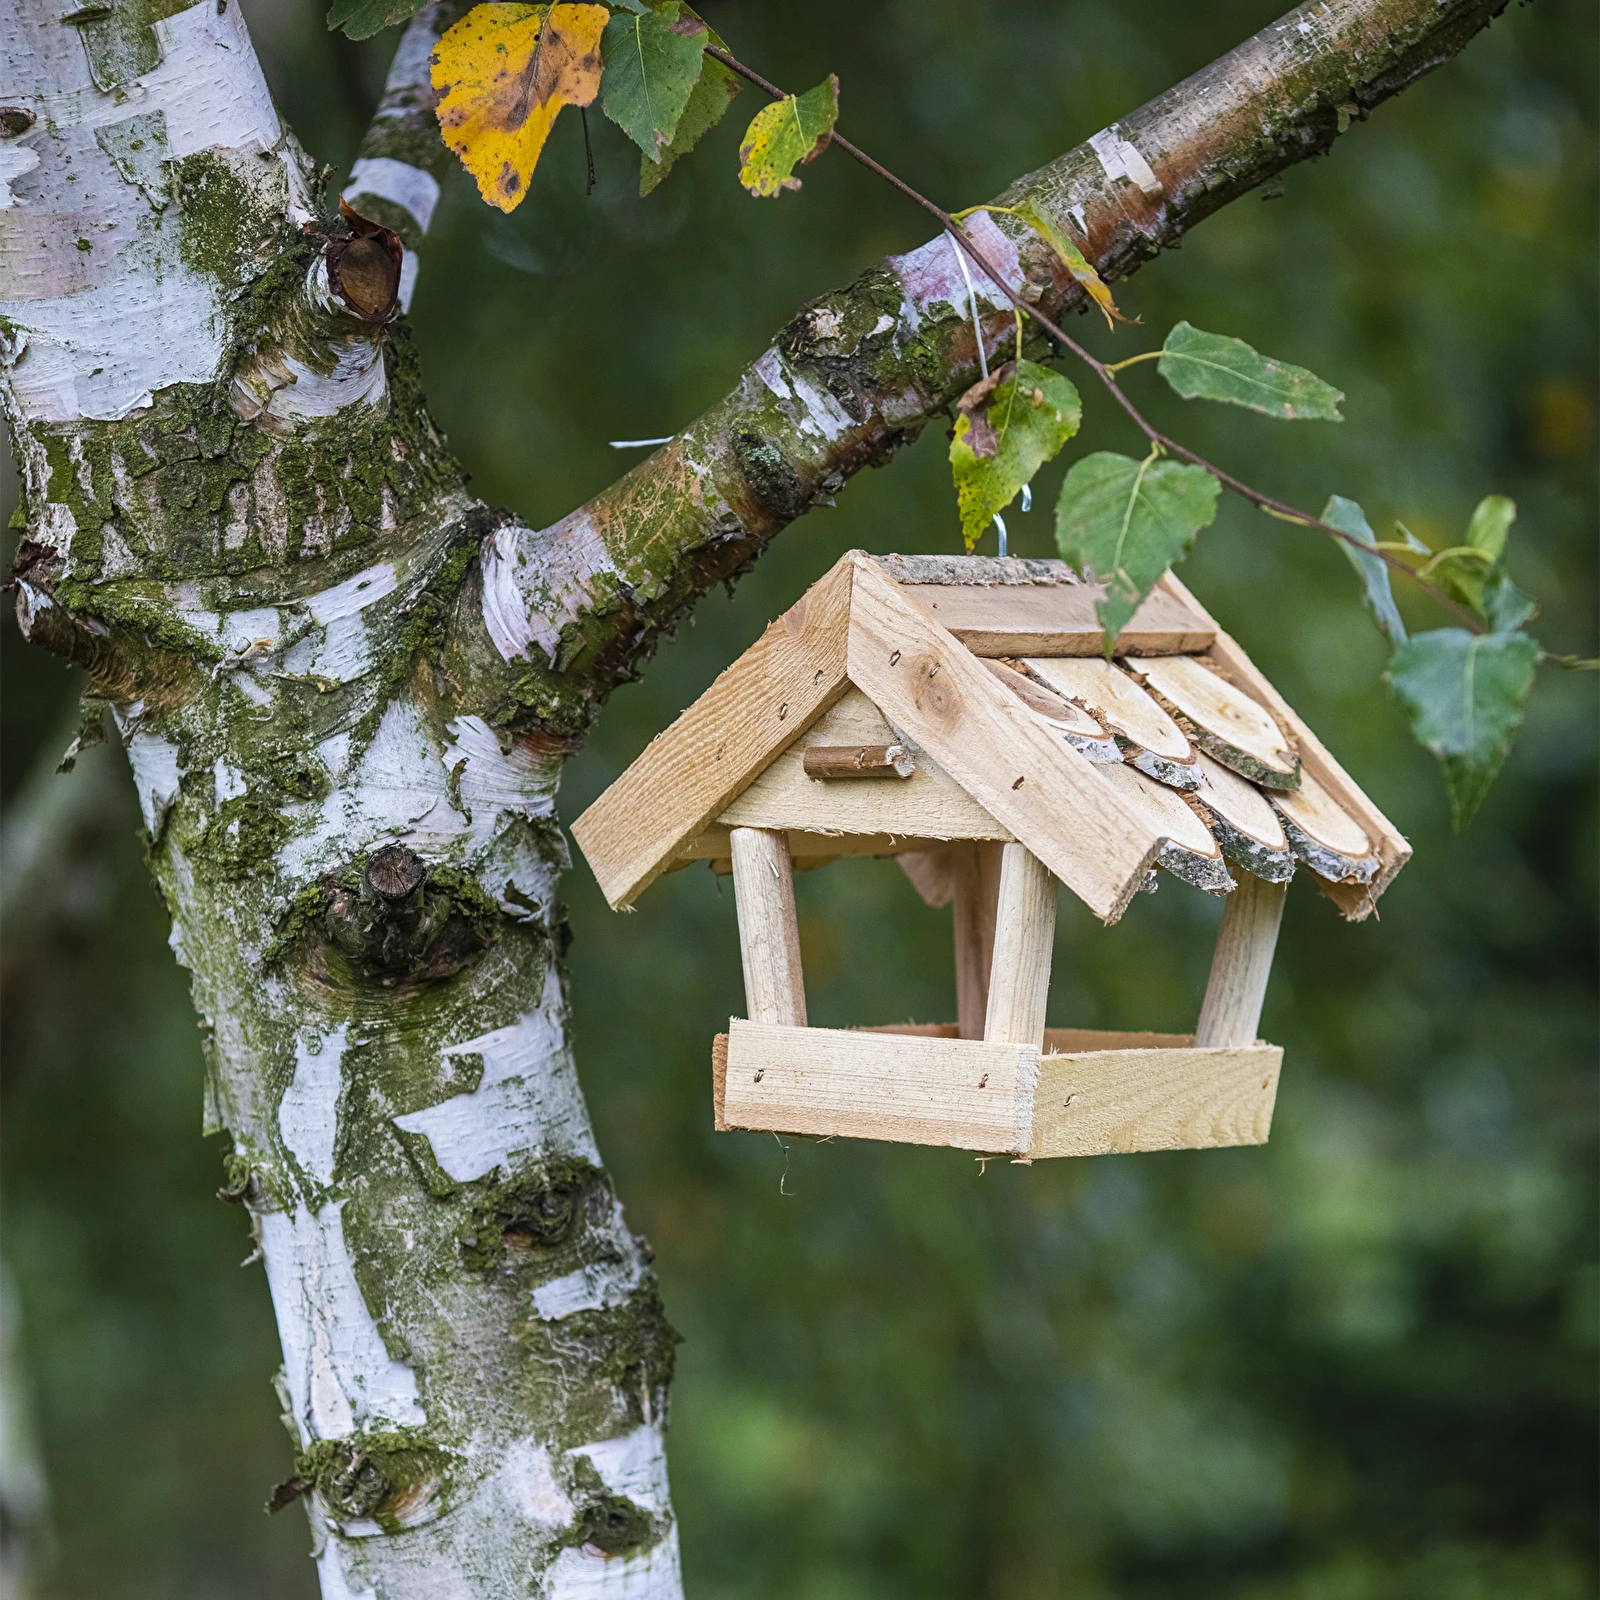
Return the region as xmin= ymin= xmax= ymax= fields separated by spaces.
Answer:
xmin=462 ymin=0 xmax=1508 ymax=736
xmin=339 ymin=0 xmax=470 ymax=302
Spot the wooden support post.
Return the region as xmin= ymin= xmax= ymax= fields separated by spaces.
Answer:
xmin=983 ymin=843 xmax=1056 ymax=1048
xmin=952 ymin=841 xmax=1003 ymax=1039
xmin=1194 ymin=873 xmax=1288 ymax=1047
xmin=729 ymin=826 xmax=807 ymax=1026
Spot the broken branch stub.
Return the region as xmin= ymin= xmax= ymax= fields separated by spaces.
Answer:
xmin=327 ymin=199 xmax=405 ymax=322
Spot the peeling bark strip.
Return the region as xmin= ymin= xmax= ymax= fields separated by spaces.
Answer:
xmin=468 ymin=0 xmax=1508 ymax=730
xmin=2 ymin=0 xmax=1497 ymax=1593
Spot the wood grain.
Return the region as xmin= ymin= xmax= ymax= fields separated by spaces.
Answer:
xmin=901 ymin=580 xmax=1215 ymax=657
xmin=1024 ymin=657 xmax=1193 ymax=761
xmin=847 ymin=558 xmax=1164 ymax=923
xmin=722 ymin=1020 xmax=1038 ymax=1153
xmin=1134 ymin=653 xmax=1299 ymax=785
xmin=1157 ymin=572 xmax=1411 ymax=919
xmin=729 ymin=827 xmax=807 ymax=1027
xmin=862 ymin=1025 xmax=1200 ymax=1050
xmin=1194 ymin=872 xmax=1287 ymax=1047
xmin=1030 ymin=1044 xmax=1282 ymax=1157
xmin=571 ymin=555 xmax=854 ymax=908
xmin=952 ymin=840 xmax=1003 ymax=1039
xmin=983 ymin=844 xmax=1056 ymax=1049
xmin=718 ymin=687 xmax=1008 ymax=841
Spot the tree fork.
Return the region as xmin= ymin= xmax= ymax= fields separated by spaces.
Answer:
xmin=2 ymin=0 xmax=1507 ymax=1593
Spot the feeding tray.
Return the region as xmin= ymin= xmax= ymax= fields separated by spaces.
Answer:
xmin=573 ymin=553 xmax=1408 ymax=1161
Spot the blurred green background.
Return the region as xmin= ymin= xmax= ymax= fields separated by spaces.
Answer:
xmin=2 ymin=0 xmax=1595 ymax=1595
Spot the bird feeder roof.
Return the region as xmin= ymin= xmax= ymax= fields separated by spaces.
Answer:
xmin=571 ymin=552 xmax=1409 ymax=923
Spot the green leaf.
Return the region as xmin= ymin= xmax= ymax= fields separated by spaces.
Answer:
xmin=1055 ymin=451 xmax=1221 ymax=652
xmin=640 ymin=30 xmax=739 ymax=194
xmin=1425 ymin=498 xmax=1528 ymax=624
xmin=1324 ymin=494 xmax=1406 ymax=646
xmin=1386 ymin=629 xmax=1539 ymax=829
xmin=326 ymin=0 xmax=425 ymax=42
xmin=737 ymin=74 xmax=838 ymax=198
xmin=949 ymin=360 xmax=1081 ymax=551
xmin=1011 ymin=200 xmax=1132 ymax=330
xmin=1480 ymin=567 xmax=1537 ymax=632
xmin=1157 ymin=321 xmax=1344 ymax=420
xmin=1465 ymin=494 xmax=1516 ymax=561
xmin=600 ymin=1 xmax=707 ymax=159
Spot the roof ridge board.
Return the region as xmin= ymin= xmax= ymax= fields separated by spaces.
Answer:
xmin=870 ymin=553 xmax=1080 ymax=587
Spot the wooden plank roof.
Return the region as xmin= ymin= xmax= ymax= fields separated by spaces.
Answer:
xmin=570 ymin=552 xmax=1409 ymax=922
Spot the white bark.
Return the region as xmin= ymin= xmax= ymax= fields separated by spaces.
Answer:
xmin=1 ymin=4 xmax=682 ymax=1593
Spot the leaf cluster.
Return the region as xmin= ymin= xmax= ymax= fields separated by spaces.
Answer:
xmin=336 ymin=0 xmax=1588 ymax=829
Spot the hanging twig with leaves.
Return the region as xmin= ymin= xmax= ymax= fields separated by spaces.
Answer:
xmin=420 ymin=0 xmax=1593 ymax=828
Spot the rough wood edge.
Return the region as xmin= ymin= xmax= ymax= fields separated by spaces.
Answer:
xmin=873 ymin=554 xmax=1080 ymax=587
xmin=1130 ymin=657 xmax=1302 ymax=789
xmin=1157 ymin=573 xmax=1411 ymax=919
xmin=712 ymin=1032 xmax=730 ymax=1131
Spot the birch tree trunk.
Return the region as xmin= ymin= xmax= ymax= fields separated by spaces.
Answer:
xmin=0 ymin=0 xmax=1505 ymax=1591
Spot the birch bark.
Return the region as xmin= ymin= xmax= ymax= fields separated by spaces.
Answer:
xmin=0 ymin=0 xmax=1505 ymax=1592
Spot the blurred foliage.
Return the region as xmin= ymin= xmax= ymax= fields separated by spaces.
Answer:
xmin=2 ymin=0 xmax=1595 ymax=1596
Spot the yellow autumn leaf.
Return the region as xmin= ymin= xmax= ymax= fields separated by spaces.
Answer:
xmin=430 ymin=2 xmax=608 ymax=214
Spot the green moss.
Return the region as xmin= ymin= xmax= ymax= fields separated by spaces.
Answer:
xmin=294 ymin=1430 xmax=456 ymax=1536
xmin=349 ymin=524 xmax=484 ymax=749
xmin=458 ymin=1156 xmax=602 ymax=1274
xmin=17 ymin=248 xmax=463 ymax=592
xmin=269 ymin=852 xmax=509 ymax=987
xmin=51 ymin=576 xmax=225 ymax=663
xmin=493 ymin=666 xmax=596 ymax=738
xmin=204 ymin=795 xmax=291 ymax=880
xmin=572 ymin=1495 xmax=658 ymax=1557
xmin=173 ymin=150 xmax=280 ymax=290
xmin=425 ymin=866 xmax=503 ymax=948
xmin=264 ymin=881 xmax=333 ymax=969
xmin=518 ymin=1283 xmax=681 ymax=1447
xmin=267 ymin=750 xmax=330 ymax=802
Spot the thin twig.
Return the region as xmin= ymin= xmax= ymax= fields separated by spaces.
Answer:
xmin=706 ymin=43 xmax=1485 ymax=635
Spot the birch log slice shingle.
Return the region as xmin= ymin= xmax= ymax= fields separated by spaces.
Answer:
xmin=1022 ymin=657 xmax=1201 ymax=790
xmin=1269 ymin=770 xmax=1381 ymax=883
xmin=982 ymin=659 xmax=1121 ymax=763
xmin=1094 ymin=761 xmax=1234 ymax=895
xmin=1184 ymin=754 xmax=1295 ymax=882
xmin=1133 ymin=655 xmax=1300 ymax=789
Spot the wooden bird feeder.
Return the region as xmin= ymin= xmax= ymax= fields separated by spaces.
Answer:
xmin=572 ymin=552 xmax=1409 ymax=1162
